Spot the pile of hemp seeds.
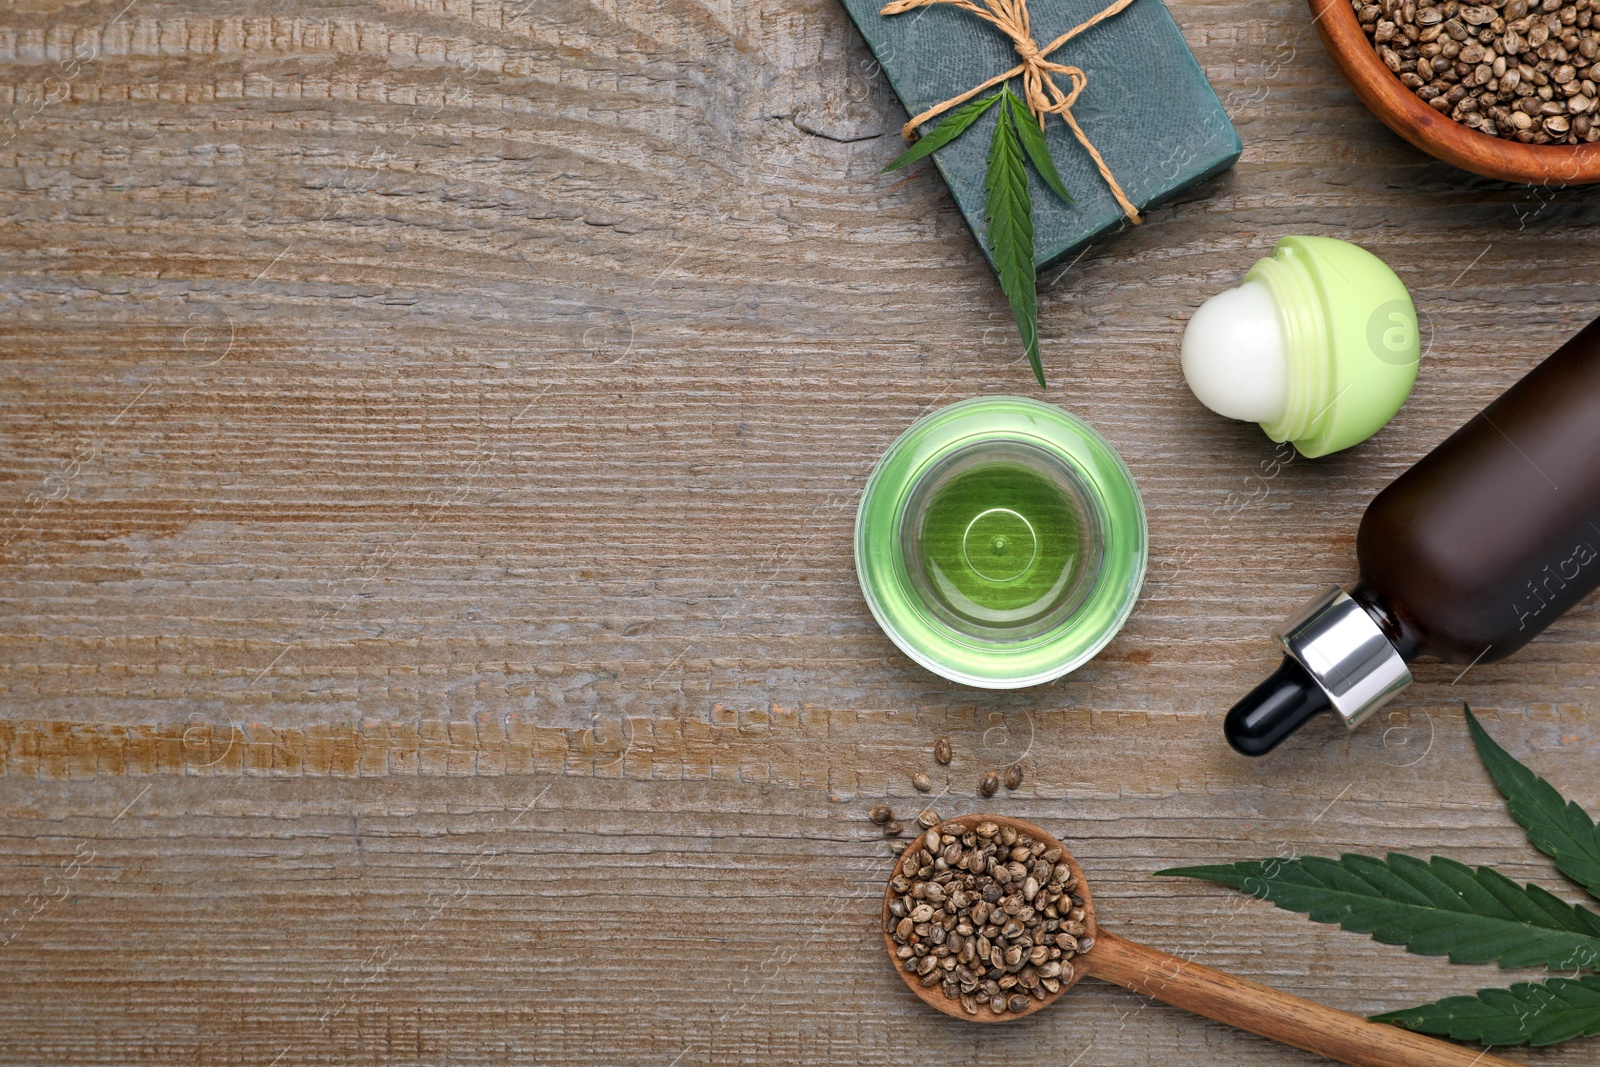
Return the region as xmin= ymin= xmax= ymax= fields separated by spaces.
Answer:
xmin=886 ymin=817 xmax=1092 ymax=1016
xmin=1359 ymin=0 xmax=1600 ymax=143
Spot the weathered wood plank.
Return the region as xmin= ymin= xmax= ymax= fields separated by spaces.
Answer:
xmin=2 ymin=0 xmax=1600 ymax=1062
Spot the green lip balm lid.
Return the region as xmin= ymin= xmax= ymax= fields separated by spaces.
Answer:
xmin=1254 ymin=236 xmax=1421 ymax=457
xmin=854 ymin=396 xmax=1147 ymax=689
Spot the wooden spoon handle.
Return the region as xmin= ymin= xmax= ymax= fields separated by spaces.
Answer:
xmin=1083 ymin=930 xmax=1523 ymax=1067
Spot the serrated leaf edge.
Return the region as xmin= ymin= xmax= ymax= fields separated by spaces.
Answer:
xmin=1373 ymin=974 xmax=1600 ymax=1047
xmin=1465 ymin=704 xmax=1600 ymax=904
xmin=1156 ymin=853 xmax=1600 ymax=971
xmin=880 ymin=92 xmax=1001 ymax=173
xmin=1005 ymin=91 xmax=1073 ymax=204
xmin=984 ymin=91 xmax=1042 ymax=388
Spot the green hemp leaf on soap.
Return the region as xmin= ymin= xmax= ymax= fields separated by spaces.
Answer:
xmin=1157 ymin=705 xmax=1600 ymax=1048
xmin=883 ymin=85 xmax=1073 ymax=389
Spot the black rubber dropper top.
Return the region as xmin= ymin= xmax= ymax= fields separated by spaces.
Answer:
xmin=1224 ymin=656 xmax=1333 ymax=756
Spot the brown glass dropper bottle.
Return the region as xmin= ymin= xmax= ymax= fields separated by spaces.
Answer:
xmin=1227 ymin=313 xmax=1600 ymax=755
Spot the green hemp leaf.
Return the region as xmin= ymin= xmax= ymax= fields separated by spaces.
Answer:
xmin=985 ymin=90 xmax=1040 ymax=388
xmin=1372 ymin=975 xmax=1600 ymax=1047
xmin=1156 ymin=853 xmax=1600 ymax=971
xmin=1157 ymin=705 xmax=1600 ymax=1047
xmin=1006 ymin=91 xmax=1073 ymax=205
xmin=881 ymin=92 xmax=1001 ymax=173
xmin=881 ymin=84 xmax=1077 ymax=388
xmin=1465 ymin=704 xmax=1600 ymax=902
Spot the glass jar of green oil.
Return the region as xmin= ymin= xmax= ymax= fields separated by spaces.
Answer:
xmin=856 ymin=397 xmax=1146 ymax=687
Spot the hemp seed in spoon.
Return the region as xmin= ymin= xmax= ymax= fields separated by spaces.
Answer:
xmin=885 ymin=820 xmax=1092 ymax=1016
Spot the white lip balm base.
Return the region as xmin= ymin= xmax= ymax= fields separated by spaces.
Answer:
xmin=1180 ymin=279 xmax=1289 ymax=425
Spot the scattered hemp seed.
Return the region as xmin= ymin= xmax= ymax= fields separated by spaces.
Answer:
xmin=1005 ymin=763 xmax=1025 ymax=790
xmin=917 ymin=809 xmax=941 ymax=829
xmin=913 ymin=772 xmax=934 ymax=793
xmin=884 ymin=820 xmax=905 ymax=837
xmin=885 ymin=819 xmax=1091 ymax=1016
xmin=870 ymin=802 xmax=894 ymax=825
xmin=979 ymin=771 xmax=1000 ymax=797
xmin=934 ymin=737 xmax=953 ymax=765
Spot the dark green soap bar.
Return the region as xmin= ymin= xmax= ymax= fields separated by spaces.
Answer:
xmin=841 ymin=0 xmax=1241 ymax=269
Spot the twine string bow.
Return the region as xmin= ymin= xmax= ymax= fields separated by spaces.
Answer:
xmin=880 ymin=0 xmax=1142 ymax=223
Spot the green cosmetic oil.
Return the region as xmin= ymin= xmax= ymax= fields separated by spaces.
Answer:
xmin=903 ymin=444 xmax=1100 ymax=641
xmin=856 ymin=398 xmax=1146 ymax=688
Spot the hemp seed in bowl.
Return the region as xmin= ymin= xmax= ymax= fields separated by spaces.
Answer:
xmin=1358 ymin=0 xmax=1600 ymax=144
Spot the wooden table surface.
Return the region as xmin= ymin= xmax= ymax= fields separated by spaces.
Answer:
xmin=3 ymin=0 xmax=1599 ymax=1063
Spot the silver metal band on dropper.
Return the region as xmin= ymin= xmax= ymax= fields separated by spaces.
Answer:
xmin=1275 ymin=586 xmax=1412 ymax=730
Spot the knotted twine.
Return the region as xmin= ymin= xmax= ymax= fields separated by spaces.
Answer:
xmin=880 ymin=0 xmax=1143 ymax=223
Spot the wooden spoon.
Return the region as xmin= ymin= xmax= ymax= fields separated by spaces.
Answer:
xmin=884 ymin=815 xmax=1523 ymax=1067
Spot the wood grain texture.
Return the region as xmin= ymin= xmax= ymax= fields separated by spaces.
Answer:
xmin=2 ymin=0 xmax=1600 ymax=1063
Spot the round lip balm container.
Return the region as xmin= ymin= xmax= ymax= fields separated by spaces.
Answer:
xmin=855 ymin=396 xmax=1147 ymax=688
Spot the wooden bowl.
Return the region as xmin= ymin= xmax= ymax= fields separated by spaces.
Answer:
xmin=881 ymin=814 xmax=1097 ymax=1022
xmin=1309 ymin=0 xmax=1600 ymax=184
